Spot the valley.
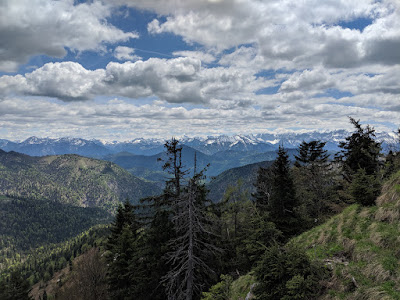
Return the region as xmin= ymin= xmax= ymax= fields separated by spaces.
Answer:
xmin=0 ymin=125 xmax=399 ymax=300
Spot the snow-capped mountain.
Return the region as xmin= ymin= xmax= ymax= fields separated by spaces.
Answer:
xmin=0 ymin=130 xmax=397 ymax=158
xmin=181 ymin=135 xmax=276 ymax=155
xmin=0 ymin=137 xmax=111 ymax=157
xmin=94 ymin=138 xmax=165 ymax=156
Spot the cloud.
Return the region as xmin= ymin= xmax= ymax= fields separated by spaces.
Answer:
xmin=0 ymin=62 xmax=105 ymax=101
xmin=114 ymin=46 xmax=142 ymax=61
xmin=0 ymin=58 xmax=272 ymax=104
xmin=131 ymin=0 xmax=400 ymax=70
xmin=1 ymin=95 xmax=398 ymax=141
xmin=173 ymin=51 xmax=215 ymax=64
xmin=0 ymin=0 xmax=138 ymax=72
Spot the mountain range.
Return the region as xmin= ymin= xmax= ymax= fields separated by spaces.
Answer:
xmin=1 ymin=130 xmax=397 ymax=158
xmin=0 ymin=150 xmax=161 ymax=211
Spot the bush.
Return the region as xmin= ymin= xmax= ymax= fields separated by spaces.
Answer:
xmin=254 ymin=243 xmax=329 ymax=300
xmin=350 ymin=168 xmax=381 ymax=206
xmin=202 ymin=274 xmax=233 ymax=300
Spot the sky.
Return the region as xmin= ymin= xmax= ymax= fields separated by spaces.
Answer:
xmin=0 ymin=0 xmax=399 ymax=141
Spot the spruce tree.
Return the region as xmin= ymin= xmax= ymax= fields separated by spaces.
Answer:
xmin=268 ymin=145 xmax=298 ymax=237
xmin=294 ymin=140 xmax=329 ymax=167
xmin=106 ymin=200 xmax=140 ymax=299
xmin=294 ymin=140 xmax=335 ymax=223
xmin=337 ymin=117 xmax=381 ymax=179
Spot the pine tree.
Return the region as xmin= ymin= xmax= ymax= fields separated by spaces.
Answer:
xmin=106 ymin=200 xmax=140 ymax=299
xmin=294 ymin=140 xmax=335 ymax=223
xmin=295 ymin=140 xmax=329 ymax=167
xmin=132 ymin=138 xmax=188 ymax=300
xmin=253 ymin=166 xmax=273 ymax=210
xmin=268 ymin=145 xmax=298 ymax=237
xmin=349 ymin=168 xmax=381 ymax=206
xmin=337 ymin=117 xmax=381 ymax=179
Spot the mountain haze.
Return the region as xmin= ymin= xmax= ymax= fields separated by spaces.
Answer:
xmin=1 ymin=131 xmax=397 ymax=158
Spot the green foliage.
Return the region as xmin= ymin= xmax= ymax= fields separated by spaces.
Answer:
xmin=253 ymin=243 xmax=329 ymax=300
xmin=106 ymin=201 xmax=141 ymax=299
xmin=267 ymin=146 xmax=300 ymax=237
xmin=294 ymin=140 xmax=329 ymax=167
xmin=201 ymin=274 xmax=233 ymax=300
xmin=1 ymin=225 xmax=109 ymax=288
xmin=0 ymin=196 xmax=111 ymax=252
xmin=349 ymin=168 xmax=381 ymax=206
xmin=293 ymin=140 xmax=338 ymax=226
xmin=337 ymin=117 xmax=382 ymax=178
xmin=0 ymin=271 xmax=33 ymax=300
xmin=0 ymin=151 xmax=161 ymax=212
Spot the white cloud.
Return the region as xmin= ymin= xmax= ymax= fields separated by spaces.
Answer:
xmin=131 ymin=0 xmax=400 ymax=70
xmin=114 ymin=46 xmax=142 ymax=61
xmin=173 ymin=51 xmax=215 ymax=64
xmin=0 ymin=58 xmax=272 ymax=104
xmin=0 ymin=95 xmax=398 ymax=141
xmin=0 ymin=0 xmax=138 ymax=72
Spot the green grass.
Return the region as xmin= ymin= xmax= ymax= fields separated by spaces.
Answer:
xmin=229 ymin=273 xmax=256 ymax=300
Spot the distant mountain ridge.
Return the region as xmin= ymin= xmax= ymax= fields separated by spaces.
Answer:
xmin=0 ymin=150 xmax=161 ymax=211
xmin=0 ymin=130 xmax=397 ymax=157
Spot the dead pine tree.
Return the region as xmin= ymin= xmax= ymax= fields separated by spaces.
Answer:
xmin=163 ymin=159 xmax=218 ymax=300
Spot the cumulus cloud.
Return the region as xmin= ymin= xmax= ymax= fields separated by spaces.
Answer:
xmin=126 ymin=0 xmax=400 ymax=70
xmin=0 ymin=0 xmax=138 ymax=72
xmin=114 ymin=46 xmax=142 ymax=61
xmin=0 ymin=58 xmax=272 ymax=104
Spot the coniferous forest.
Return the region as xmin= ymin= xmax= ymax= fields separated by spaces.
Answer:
xmin=1 ymin=119 xmax=400 ymax=300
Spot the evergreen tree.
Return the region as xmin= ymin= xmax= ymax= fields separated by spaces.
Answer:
xmin=131 ymin=200 xmax=174 ymax=300
xmin=131 ymin=138 xmax=189 ymax=300
xmin=161 ymin=138 xmax=188 ymax=201
xmin=268 ymin=146 xmax=299 ymax=237
xmin=337 ymin=117 xmax=381 ymax=179
xmin=294 ymin=140 xmax=329 ymax=167
xmin=349 ymin=168 xmax=381 ymax=206
xmin=293 ymin=140 xmax=336 ymax=224
xmin=0 ymin=272 xmax=33 ymax=300
xmin=106 ymin=200 xmax=140 ymax=299
xmin=253 ymin=166 xmax=273 ymax=210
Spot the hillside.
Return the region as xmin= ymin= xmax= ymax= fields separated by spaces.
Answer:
xmin=0 ymin=150 xmax=161 ymax=211
xmin=291 ymin=170 xmax=400 ymax=299
xmin=0 ymin=195 xmax=111 ymax=273
xmin=207 ymin=160 xmax=274 ymax=202
xmin=104 ymin=147 xmax=293 ymax=188
xmin=224 ymin=170 xmax=400 ymax=299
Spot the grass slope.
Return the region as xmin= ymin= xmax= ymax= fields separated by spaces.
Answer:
xmin=223 ymin=171 xmax=400 ymax=300
xmin=292 ymin=171 xmax=400 ymax=299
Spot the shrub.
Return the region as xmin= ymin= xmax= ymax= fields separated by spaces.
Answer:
xmin=254 ymin=243 xmax=329 ymax=300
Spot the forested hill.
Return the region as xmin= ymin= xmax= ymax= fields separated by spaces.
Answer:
xmin=0 ymin=150 xmax=161 ymax=211
xmin=207 ymin=160 xmax=274 ymax=202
